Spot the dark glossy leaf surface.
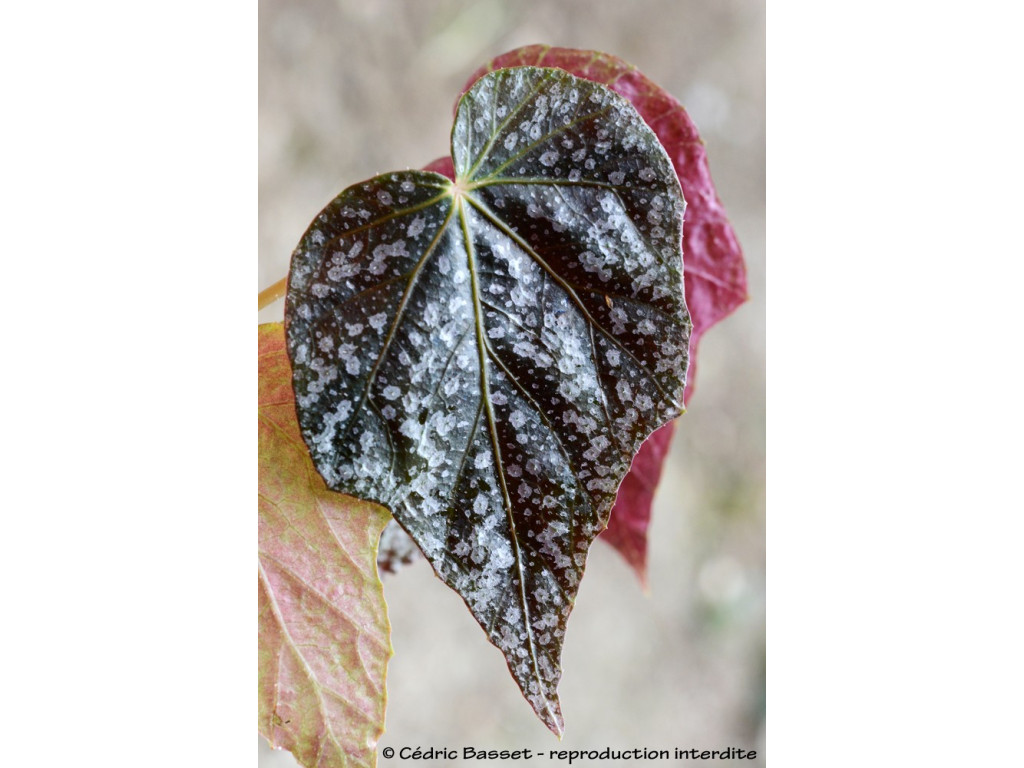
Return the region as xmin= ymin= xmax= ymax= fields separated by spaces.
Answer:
xmin=285 ymin=67 xmax=690 ymax=734
xmin=465 ymin=47 xmax=749 ymax=583
xmin=372 ymin=156 xmax=453 ymax=578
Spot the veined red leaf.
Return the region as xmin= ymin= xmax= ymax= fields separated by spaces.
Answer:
xmin=285 ymin=67 xmax=690 ymax=733
xmin=463 ymin=46 xmax=748 ymax=584
xmin=259 ymin=323 xmax=392 ymax=768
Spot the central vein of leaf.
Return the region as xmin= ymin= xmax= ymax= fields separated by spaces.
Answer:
xmin=457 ymin=195 xmax=554 ymax=722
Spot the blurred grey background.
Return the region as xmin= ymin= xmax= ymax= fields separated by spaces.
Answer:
xmin=259 ymin=0 xmax=764 ymax=764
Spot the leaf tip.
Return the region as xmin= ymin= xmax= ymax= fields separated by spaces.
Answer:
xmin=546 ymin=708 xmax=565 ymax=739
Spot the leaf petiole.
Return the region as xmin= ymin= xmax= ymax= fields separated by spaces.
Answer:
xmin=258 ymin=277 xmax=287 ymax=310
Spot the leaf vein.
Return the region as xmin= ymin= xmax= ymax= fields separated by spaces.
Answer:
xmin=459 ymin=195 xmax=555 ymax=723
xmin=332 ymin=202 xmax=457 ymax=452
xmin=464 ymin=193 xmax=672 ymax=402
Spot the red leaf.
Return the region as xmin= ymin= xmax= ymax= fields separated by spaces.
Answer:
xmin=598 ymin=421 xmax=675 ymax=589
xmin=421 ymin=155 xmax=454 ymax=180
xmin=457 ymin=46 xmax=748 ymax=583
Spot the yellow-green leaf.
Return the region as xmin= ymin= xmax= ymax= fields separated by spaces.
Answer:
xmin=259 ymin=322 xmax=392 ymax=768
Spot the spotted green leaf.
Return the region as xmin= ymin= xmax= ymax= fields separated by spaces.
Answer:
xmin=285 ymin=67 xmax=690 ymax=734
